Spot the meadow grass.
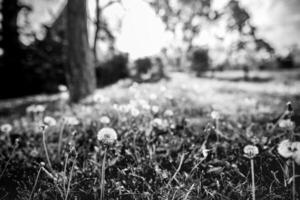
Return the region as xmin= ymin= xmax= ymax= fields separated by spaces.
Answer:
xmin=0 ymin=70 xmax=300 ymax=200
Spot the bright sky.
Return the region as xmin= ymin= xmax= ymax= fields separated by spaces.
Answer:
xmin=21 ymin=0 xmax=300 ymax=58
xmin=105 ymin=0 xmax=167 ymax=59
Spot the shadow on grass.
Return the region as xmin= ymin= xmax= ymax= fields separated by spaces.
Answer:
xmin=203 ymin=75 xmax=273 ymax=83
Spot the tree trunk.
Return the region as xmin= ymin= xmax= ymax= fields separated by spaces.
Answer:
xmin=93 ymin=0 xmax=101 ymax=61
xmin=66 ymin=0 xmax=96 ymax=102
xmin=0 ymin=0 xmax=24 ymax=98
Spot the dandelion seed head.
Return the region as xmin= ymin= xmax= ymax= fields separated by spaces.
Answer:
xmin=58 ymin=85 xmax=67 ymax=92
xmin=100 ymin=116 xmax=111 ymax=124
xmin=151 ymin=106 xmax=159 ymax=114
xmin=97 ymin=127 xmax=118 ymax=145
xmin=244 ymin=145 xmax=259 ymax=158
xmin=1 ymin=123 xmax=12 ymax=134
xmin=35 ymin=105 xmax=46 ymax=113
xmin=277 ymin=139 xmax=294 ymax=158
xmin=64 ymin=116 xmax=80 ymax=126
xmin=278 ymin=119 xmax=295 ymax=130
xmin=164 ymin=109 xmax=174 ymax=117
xmin=211 ymin=111 xmax=220 ymax=120
xmin=43 ymin=116 xmax=57 ymax=126
xmin=130 ymin=108 xmax=140 ymax=117
xmin=149 ymin=94 xmax=157 ymax=100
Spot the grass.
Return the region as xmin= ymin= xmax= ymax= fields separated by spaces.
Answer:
xmin=0 ymin=69 xmax=300 ymax=200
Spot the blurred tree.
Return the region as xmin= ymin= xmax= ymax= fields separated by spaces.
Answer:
xmin=148 ymin=0 xmax=218 ymax=51
xmin=225 ymin=0 xmax=275 ymax=79
xmin=147 ymin=0 xmax=219 ymax=73
xmin=66 ymin=0 xmax=96 ymax=102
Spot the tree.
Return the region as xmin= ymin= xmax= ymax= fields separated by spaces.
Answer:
xmin=0 ymin=0 xmax=24 ymax=98
xmin=92 ymin=0 xmax=122 ymax=61
xmin=147 ymin=0 xmax=219 ymax=71
xmin=66 ymin=0 xmax=96 ymax=102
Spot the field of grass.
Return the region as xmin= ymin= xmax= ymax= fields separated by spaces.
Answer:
xmin=0 ymin=69 xmax=300 ymax=200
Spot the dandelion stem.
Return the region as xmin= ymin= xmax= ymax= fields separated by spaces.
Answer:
xmin=284 ymin=163 xmax=288 ymax=187
xmin=58 ymin=120 xmax=66 ymax=161
xmin=100 ymin=147 xmax=107 ymax=200
xmin=63 ymin=153 xmax=69 ymax=195
xmin=168 ymin=153 xmax=186 ymax=186
xmin=292 ymin=160 xmax=295 ymax=200
xmin=42 ymin=128 xmax=53 ymax=172
xmin=29 ymin=167 xmax=42 ymax=200
xmin=183 ymin=184 xmax=194 ymax=200
xmin=216 ymin=119 xmax=220 ymax=143
xmin=65 ymin=156 xmax=76 ymax=200
xmin=0 ymin=141 xmax=19 ymax=180
xmin=250 ymin=158 xmax=256 ymax=200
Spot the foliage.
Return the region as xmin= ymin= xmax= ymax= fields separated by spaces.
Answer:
xmin=131 ymin=56 xmax=168 ymax=83
xmin=188 ymin=47 xmax=210 ymax=76
xmin=96 ymin=53 xmax=129 ymax=87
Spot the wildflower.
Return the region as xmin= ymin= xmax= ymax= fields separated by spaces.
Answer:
xmin=278 ymin=119 xmax=295 ymax=130
xmin=130 ymin=108 xmax=140 ymax=117
xmin=149 ymin=94 xmax=157 ymax=100
xmin=244 ymin=145 xmax=259 ymax=158
xmin=30 ymin=148 xmax=39 ymax=157
xmin=35 ymin=105 xmax=46 ymax=113
xmin=43 ymin=116 xmax=57 ymax=127
xmin=100 ymin=116 xmax=111 ymax=124
xmin=60 ymin=92 xmax=69 ymax=100
xmin=166 ymin=94 xmax=174 ymax=100
xmin=152 ymin=118 xmax=163 ymax=128
xmin=152 ymin=118 xmax=168 ymax=130
xmin=142 ymin=103 xmax=151 ymax=110
xmin=266 ymin=123 xmax=274 ymax=132
xmin=160 ymin=86 xmax=167 ymax=92
xmin=58 ymin=85 xmax=67 ymax=92
xmin=211 ymin=111 xmax=220 ymax=120
xmin=292 ymin=142 xmax=300 ymax=165
xmin=1 ymin=123 xmax=12 ymax=134
xmin=97 ymin=127 xmax=118 ymax=145
xmin=151 ymin=106 xmax=159 ymax=114
xmin=164 ymin=109 xmax=174 ymax=117
xmin=277 ymin=139 xmax=294 ymax=158
xmin=26 ymin=104 xmax=46 ymax=114
xmin=26 ymin=105 xmax=35 ymax=114
xmin=37 ymin=121 xmax=48 ymax=131
xmin=64 ymin=116 xmax=80 ymax=126
xmin=278 ymin=140 xmax=300 ymax=165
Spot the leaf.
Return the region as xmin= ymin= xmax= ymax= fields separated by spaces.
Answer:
xmin=207 ymin=166 xmax=223 ymax=174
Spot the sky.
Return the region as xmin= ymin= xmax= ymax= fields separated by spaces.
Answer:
xmin=20 ymin=0 xmax=300 ymax=59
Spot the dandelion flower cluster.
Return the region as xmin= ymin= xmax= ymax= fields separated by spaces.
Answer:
xmin=97 ymin=127 xmax=117 ymax=145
